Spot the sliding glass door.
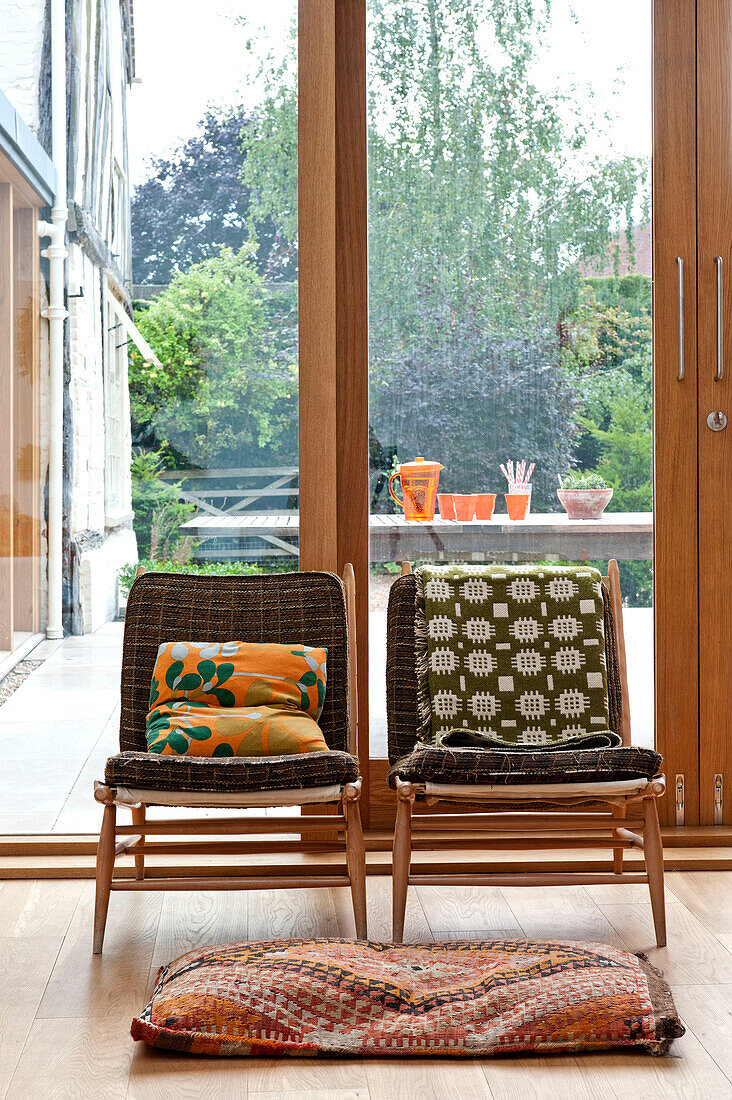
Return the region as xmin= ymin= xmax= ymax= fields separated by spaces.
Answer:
xmin=365 ymin=0 xmax=656 ymax=793
xmin=298 ymin=0 xmax=728 ymax=832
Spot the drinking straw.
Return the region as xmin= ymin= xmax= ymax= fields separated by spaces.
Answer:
xmin=500 ymin=459 xmax=535 ymax=493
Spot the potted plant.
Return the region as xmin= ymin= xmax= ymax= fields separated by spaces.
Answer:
xmin=557 ymin=471 xmax=613 ymax=520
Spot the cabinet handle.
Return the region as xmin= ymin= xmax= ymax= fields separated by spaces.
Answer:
xmin=677 ymin=257 xmax=684 ymax=380
xmin=716 ymin=255 xmax=724 ymax=381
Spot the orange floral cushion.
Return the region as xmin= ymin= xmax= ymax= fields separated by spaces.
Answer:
xmin=146 ymin=641 xmax=329 ymax=758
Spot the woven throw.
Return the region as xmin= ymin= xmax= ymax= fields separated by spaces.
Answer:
xmin=131 ymin=938 xmax=684 ymax=1057
xmin=415 ymin=564 xmax=621 ymax=749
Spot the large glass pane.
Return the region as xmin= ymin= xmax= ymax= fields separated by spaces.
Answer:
xmin=128 ymin=2 xmax=299 ymax=582
xmin=0 ymin=4 xmax=300 ymax=836
xmin=368 ymin=0 xmax=653 ymax=755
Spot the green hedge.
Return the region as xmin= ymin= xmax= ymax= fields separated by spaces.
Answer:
xmin=119 ymin=559 xmax=263 ymax=598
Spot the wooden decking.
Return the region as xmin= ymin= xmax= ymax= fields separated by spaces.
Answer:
xmin=181 ymin=511 xmax=654 ymax=563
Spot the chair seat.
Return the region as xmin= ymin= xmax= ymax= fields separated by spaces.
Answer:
xmin=105 ymin=749 xmax=360 ymax=794
xmin=388 ymin=745 xmax=662 ymax=788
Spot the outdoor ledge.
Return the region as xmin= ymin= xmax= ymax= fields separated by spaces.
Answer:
xmin=180 ymin=511 xmax=653 ymax=563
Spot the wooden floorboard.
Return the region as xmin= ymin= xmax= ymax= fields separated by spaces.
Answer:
xmin=1 ymin=871 xmax=731 ymax=1098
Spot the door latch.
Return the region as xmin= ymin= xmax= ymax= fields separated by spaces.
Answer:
xmin=714 ymin=774 xmax=724 ymax=825
xmin=675 ymin=774 xmax=685 ymax=827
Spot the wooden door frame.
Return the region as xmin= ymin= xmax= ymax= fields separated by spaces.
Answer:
xmin=696 ymin=0 xmax=732 ymax=825
xmin=653 ymin=0 xmax=699 ymax=826
xmin=298 ymin=0 xmax=371 ymax=821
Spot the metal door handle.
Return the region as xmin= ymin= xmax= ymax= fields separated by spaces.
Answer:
xmin=716 ymin=256 xmax=724 ymax=381
xmin=677 ymin=257 xmax=684 ymax=380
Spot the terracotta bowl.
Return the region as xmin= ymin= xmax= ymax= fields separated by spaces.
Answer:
xmin=557 ymin=487 xmax=613 ymax=520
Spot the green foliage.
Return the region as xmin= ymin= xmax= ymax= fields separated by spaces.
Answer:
xmin=615 ymin=560 xmax=653 ymax=607
xmin=130 ymin=450 xmax=195 ymax=560
xmin=240 ymin=0 xmax=648 ymax=508
xmin=118 ymin=558 xmax=264 ymax=598
xmin=577 ymin=350 xmax=652 ymax=512
xmin=131 ymin=107 xmax=296 ymax=285
xmin=559 ymin=471 xmax=611 ymax=490
xmin=585 ymin=274 xmax=651 ymax=317
xmin=567 ymin=298 xmax=653 ymax=604
xmin=240 ymin=33 xmax=298 ymax=250
xmin=129 ymin=247 xmax=298 ymax=470
xmin=595 ymin=308 xmax=652 ymax=374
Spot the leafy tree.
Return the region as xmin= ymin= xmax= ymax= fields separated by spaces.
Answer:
xmin=585 ymin=273 xmax=651 ymax=317
xmin=129 ymin=246 xmax=298 ymax=470
xmin=563 ymin=277 xmax=652 ymax=506
xmin=240 ymin=0 xmax=647 ymax=507
xmin=566 ymin=278 xmax=653 ymax=606
xmin=579 ymin=351 xmax=652 ymax=511
xmin=131 ymin=108 xmax=296 ymax=285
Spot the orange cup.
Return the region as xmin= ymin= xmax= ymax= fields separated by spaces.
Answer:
xmin=437 ymin=493 xmax=456 ymax=520
xmin=453 ymin=494 xmax=478 ymax=521
xmin=505 ymin=492 xmax=530 ymax=521
xmin=475 ymin=493 xmax=497 ymax=520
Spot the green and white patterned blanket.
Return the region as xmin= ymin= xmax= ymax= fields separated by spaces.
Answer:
xmin=415 ymin=564 xmax=621 ymax=750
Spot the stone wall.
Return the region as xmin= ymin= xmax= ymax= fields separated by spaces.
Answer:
xmin=0 ymin=0 xmax=45 ymax=135
xmin=65 ymin=242 xmax=137 ymax=634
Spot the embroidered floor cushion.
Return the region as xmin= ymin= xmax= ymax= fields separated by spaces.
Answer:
xmin=132 ymin=938 xmax=684 ymax=1057
xmin=146 ymin=641 xmax=329 ymax=758
xmin=416 ymin=565 xmax=620 ymax=750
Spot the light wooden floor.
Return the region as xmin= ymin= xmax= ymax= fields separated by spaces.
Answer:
xmin=1 ymin=872 xmax=731 ymax=1099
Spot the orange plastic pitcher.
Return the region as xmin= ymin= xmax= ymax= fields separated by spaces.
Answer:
xmin=388 ymin=457 xmax=444 ymax=522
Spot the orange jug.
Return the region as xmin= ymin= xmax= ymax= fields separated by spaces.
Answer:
xmin=388 ymin=457 xmax=444 ymax=522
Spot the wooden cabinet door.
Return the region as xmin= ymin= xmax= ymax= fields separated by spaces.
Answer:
xmin=697 ymin=0 xmax=732 ymax=825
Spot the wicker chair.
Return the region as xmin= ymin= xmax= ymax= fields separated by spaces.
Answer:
xmin=93 ymin=567 xmax=366 ymax=953
xmin=387 ymin=560 xmax=667 ymax=946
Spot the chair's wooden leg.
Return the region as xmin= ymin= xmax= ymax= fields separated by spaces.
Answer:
xmin=643 ymin=795 xmax=667 ymax=947
xmin=343 ymin=783 xmax=367 ymax=940
xmin=132 ymin=804 xmax=146 ymax=880
xmin=93 ymin=803 xmax=116 ymax=955
xmin=393 ymin=780 xmax=415 ymax=943
xmin=612 ymin=804 xmax=625 ymax=874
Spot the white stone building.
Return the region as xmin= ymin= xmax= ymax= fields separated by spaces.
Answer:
xmin=0 ymin=0 xmax=142 ymax=658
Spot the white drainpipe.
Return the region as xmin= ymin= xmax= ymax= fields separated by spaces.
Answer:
xmin=37 ymin=0 xmax=68 ymax=640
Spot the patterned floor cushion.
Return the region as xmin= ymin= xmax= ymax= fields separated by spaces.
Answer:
xmin=105 ymin=749 xmax=359 ymax=793
xmin=388 ymin=745 xmax=662 ymax=788
xmin=132 ymin=938 xmax=684 ymax=1057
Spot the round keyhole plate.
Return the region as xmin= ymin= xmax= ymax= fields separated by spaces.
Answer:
xmin=707 ymin=410 xmax=728 ymax=431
